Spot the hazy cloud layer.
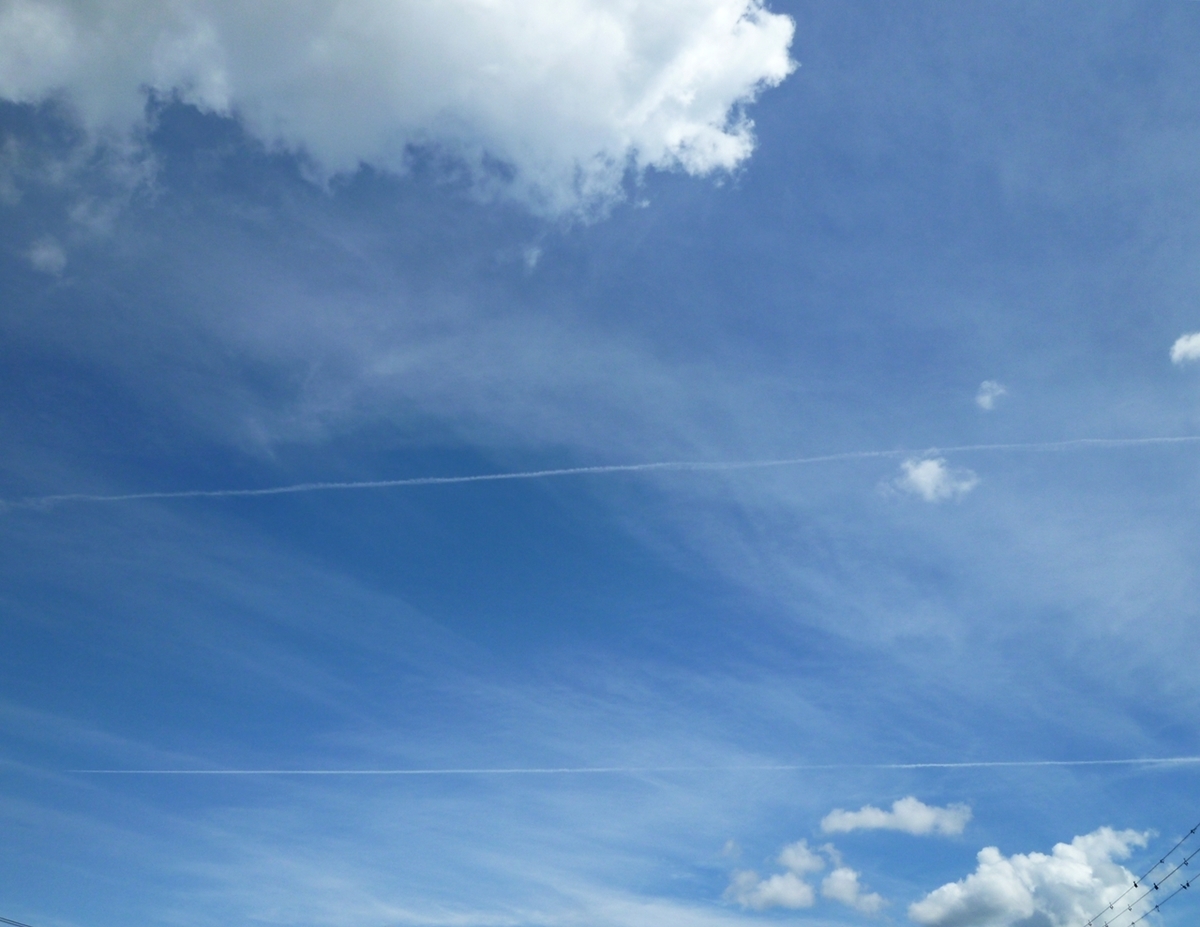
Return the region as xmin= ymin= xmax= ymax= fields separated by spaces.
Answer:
xmin=25 ymin=235 xmax=65 ymax=274
xmin=0 ymin=0 xmax=795 ymax=213
xmin=822 ymin=797 xmax=972 ymax=836
xmin=909 ymin=828 xmax=1148 ymax=927
xmin=894 ymin=458 xmax=980 ymax=503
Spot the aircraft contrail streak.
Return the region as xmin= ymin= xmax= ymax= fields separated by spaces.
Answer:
xmin=72 ymin=757 xmax=1200 ymax=776
xmin=9 ymin=435 xmax=1200 ymax=509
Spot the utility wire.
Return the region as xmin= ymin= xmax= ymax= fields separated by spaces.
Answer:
xmin=0 ymin=916 xmax=38 ymax=927
xmin=1127 ymin=875 xmax=1196 ymax=927
xmin=1084 ymin=823 xmax=1200 ymax=927
xmin=1103 ymin=845 xmax=1200 ymax=927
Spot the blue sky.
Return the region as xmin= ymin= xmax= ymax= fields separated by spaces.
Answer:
xmin=3 ymin=2 xmax=1200 ymax=926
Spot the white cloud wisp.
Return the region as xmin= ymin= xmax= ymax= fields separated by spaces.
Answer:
xmin=821 ymin=797 xmax=972 ymax=837
xmin=909 ymin=828 xmax=1148 ymax=927
xmin=894 ymin=458 xmax=979 ymax=503
xmin=0 ymin=0 xmax=796 ymax=214
xmin=1170 ymin=332 xmax=1200 ymax=365
xmin=976 ymin=380 xmax=1007 ymax=410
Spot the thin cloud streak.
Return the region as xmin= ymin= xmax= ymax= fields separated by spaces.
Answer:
xmin=8 ymin=435 xmax=1200 ymax=510
xmin=71 ymin=757 xmax=1200 ymax=775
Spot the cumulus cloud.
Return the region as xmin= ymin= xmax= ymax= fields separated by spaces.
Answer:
xmin=728 ymin=839 xmax=885 ymax=914
xmin=909 ymin=827 xmax=1148 ymax=927
xmin=726 ymin=839 xmax=823 ymax=910
xmin=0 ymin=0 xmax=795 ymax=214
xmin=822 ymin=866 xmax=886 ymax=914
xmin=822 ymin=797 xmax=972 ymax=837
xmin=727 ymin=869 xmax=816 ymax=910
xmin=25 ymin=236 xmax=66 ymax=274
xmin=1170 ymin=332 xmax=1200 ymax=365
xmin=976 ymin=380 xmax=1007 ymax=410
xmin=894 ymin=458 xmax=979 ymax=503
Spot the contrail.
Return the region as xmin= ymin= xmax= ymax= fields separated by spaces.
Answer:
xmin=9 ymin=435 xmax=1200 ymax=510
xmin=72 ymin=756 xmax=1200 ymax=776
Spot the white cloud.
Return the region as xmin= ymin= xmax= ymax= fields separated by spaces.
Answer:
xmin=1170 ymin=332 xmax=1200 ymax=365
xmin=822 ymin=866 xmax=886 ymax=914
xmin=25 ymin=236 xmax=66 ymax=274
xmin=909 ymin=827 xmax=1149 ymax=927
xmin=728 ymin=840 xmax=886 ymax=914
xmin=894 ymin=458 xmax=979 ymax=503
xmin=976 ymin=380 xmax=1007 ymax=410
xmin=726 ymin=839 xmax=823 ymax=910
xmin=778 ymin=839 xmax=826 ymax=874
xmin=0 ymin=0 xmax=795 ymax=214
xmin=822 ymin=797 xmax=972 ymax=837
xmin=726 ymin=869 xmax=815 ymax=910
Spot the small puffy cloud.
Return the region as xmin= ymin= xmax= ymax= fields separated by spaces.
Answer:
xmin=822 ymin=797 xmax=972 ymax=837
xmin=822 ymin=866 xmax=886 ymax=914
xmin=727 ymin=869 xmax=815 ymax=910
xmin=909 ymin=827 xmax=1148 ymax=927
xmin=727 ymin=839 xmax=823 ymax=910
xmin=1170 ymin=332 xmax=1200 ymax=365
xmin=976 ymin=380 xmax=1007 ymax=410
xmin=26 ymin=236 xmax=66 ymax=275
xmin=894 ymin=458 xmax=979 ymax=503
xmin=0 ymin=0 xmax=796 ymax=214
xmin=779 ymin=839 xmax=826 ymax=874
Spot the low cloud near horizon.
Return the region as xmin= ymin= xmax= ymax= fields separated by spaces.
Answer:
xmin=822 ymin=797 xmax=972 ymax=836
xmin=0 ymin=0 xmax=795 ymax=214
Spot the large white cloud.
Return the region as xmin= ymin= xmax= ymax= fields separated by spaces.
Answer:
xmin=909 ymin=828 xmax=1148 ymax=927
xmin=822 ymin=797 xmax=972 ymax=837
xmin=0 ymin=0 xmax=795 ymax=214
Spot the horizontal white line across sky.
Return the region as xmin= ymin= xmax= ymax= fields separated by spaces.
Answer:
xmin=71 ymin=757 xmax=1200 ymax=775
xmin=10 ymin=434 xmax=1200 ymax=509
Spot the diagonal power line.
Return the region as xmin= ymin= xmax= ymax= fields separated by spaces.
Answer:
xmin=1085 ymin=822 xmax=1200 ymax=927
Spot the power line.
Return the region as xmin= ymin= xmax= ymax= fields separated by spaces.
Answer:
xmin=0 ymin=916 xmax=38 ymax=927
xmin=1106 ymin=844 xmax=1200 ymax=927
xmin=1085 ymin=822 xmax=1200 ymax=927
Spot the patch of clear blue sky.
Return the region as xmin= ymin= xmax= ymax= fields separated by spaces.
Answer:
xmin=2 ymin=2 xmax=1200 ymax=926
